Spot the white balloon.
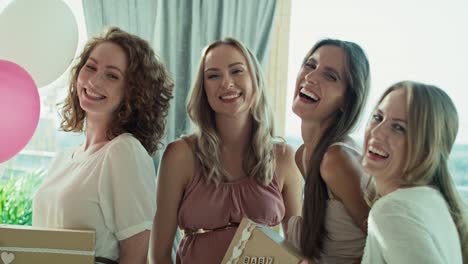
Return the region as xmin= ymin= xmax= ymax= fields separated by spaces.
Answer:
xmin=0 ymin=0 xmax=78 ymax=87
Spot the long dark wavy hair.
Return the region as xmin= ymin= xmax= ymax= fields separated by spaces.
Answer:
xmin=300 ymin=39 xmax=371 ymax=259
xmin=60 ymin=27 xmax=173 ymax=155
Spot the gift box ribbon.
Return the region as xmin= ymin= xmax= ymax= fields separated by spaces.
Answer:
xmin=0 ymin=246 xmax=95 ymax=256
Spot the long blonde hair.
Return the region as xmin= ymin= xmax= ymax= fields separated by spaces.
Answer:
xmin=371 ymin=81 xmax=467 ymax=262
xmin=186 ymin=37 xmax=281 ymax=185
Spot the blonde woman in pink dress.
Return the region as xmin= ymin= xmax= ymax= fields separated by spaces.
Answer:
xmin=150 ymin=38 xmax=303 ymax=264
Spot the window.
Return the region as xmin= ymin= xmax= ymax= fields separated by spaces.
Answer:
xmin=284 ymin=0 xmax=468 ymax=199
xmin=0 ymin=0 xmax=88 ymax=178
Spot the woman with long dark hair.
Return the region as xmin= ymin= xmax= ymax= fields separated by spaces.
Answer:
xmin=287 ymin=39 xmax=371 ymax=263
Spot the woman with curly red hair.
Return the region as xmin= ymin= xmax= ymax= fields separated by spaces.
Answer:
xmin=33 ymin=27 xmax=173 ymax=264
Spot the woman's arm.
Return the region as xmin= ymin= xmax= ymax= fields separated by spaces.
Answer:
xmin=321 ymin=145 xmax=369 ymax=232
xmin=100 ymin=136 xmax=158 ymax=263
xmin=149 ymin=140 xmax=193 ymax=264
xmin=276 ymin=144 xmax=304 ymax=232
xmin=119 ymin=230 xmax=150 ymax=264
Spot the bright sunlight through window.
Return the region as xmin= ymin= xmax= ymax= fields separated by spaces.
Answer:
xmin=284 ymin=0 xmax=468 ymax=196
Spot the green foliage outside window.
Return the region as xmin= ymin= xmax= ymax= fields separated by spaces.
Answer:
xmin=0 ymin=170 xmax=44 ymax=225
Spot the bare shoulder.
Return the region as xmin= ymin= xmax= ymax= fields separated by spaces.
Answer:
xmin=274 ymin=142 xmax=295 ymax=165
xmin=159 ymin=137 xmax=195 ymax=186
xmin=162 ymin=138 xmax=193 ymax=162
xmin=274 ymin=143 xmax=302 ymax=188
xmin=320 ymin=142 xmax=363 ymax=188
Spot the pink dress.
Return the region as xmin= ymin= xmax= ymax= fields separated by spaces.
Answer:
xmin=176 ymin=161 xmax=285 ymax=263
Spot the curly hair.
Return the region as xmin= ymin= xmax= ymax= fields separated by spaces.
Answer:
xmin=60 ymin=26 xmax=174 ymax=155
xmin=300 ymin=39 xmax=371 ymax=259
xmin=186 ymin=37 xmax=282 ymax=185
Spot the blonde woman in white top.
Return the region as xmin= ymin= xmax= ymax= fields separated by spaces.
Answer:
xmin=33 ymin=27 xmax=173 ymax=264
xmin=361 ymin=81 xmax=467 ymax=263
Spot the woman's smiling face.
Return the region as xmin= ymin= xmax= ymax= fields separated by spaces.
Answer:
xmin=362 ymin=88 xmax=408 ymax=193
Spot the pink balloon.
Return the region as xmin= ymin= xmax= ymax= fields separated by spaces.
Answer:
xmin=0 ymin=60 xmax=40 ymax=163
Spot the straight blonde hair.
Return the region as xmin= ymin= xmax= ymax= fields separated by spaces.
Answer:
xmin=369 ymin=81 xmax=467 ymax=263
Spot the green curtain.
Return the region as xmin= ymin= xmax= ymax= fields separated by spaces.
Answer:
xmin=82 ymin=0 xmax=157 ymax=45
xmin=153 ymin=0 xmax=277 ymax=145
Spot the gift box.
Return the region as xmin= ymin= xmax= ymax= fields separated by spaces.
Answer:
xmin=222 ymin=218 xmax=306 ymax=264
xmin=0 ymin=225 xmax=95 ymax=264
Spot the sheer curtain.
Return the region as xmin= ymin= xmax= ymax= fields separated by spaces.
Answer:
xmin=152 ymin=0 xmax=278 ymax=144
xmin=82 ymin=0 xmax=157 ymax=44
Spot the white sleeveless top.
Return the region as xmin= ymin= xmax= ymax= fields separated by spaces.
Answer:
xmin=287 ymin=142 xmax=366 ymax=263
